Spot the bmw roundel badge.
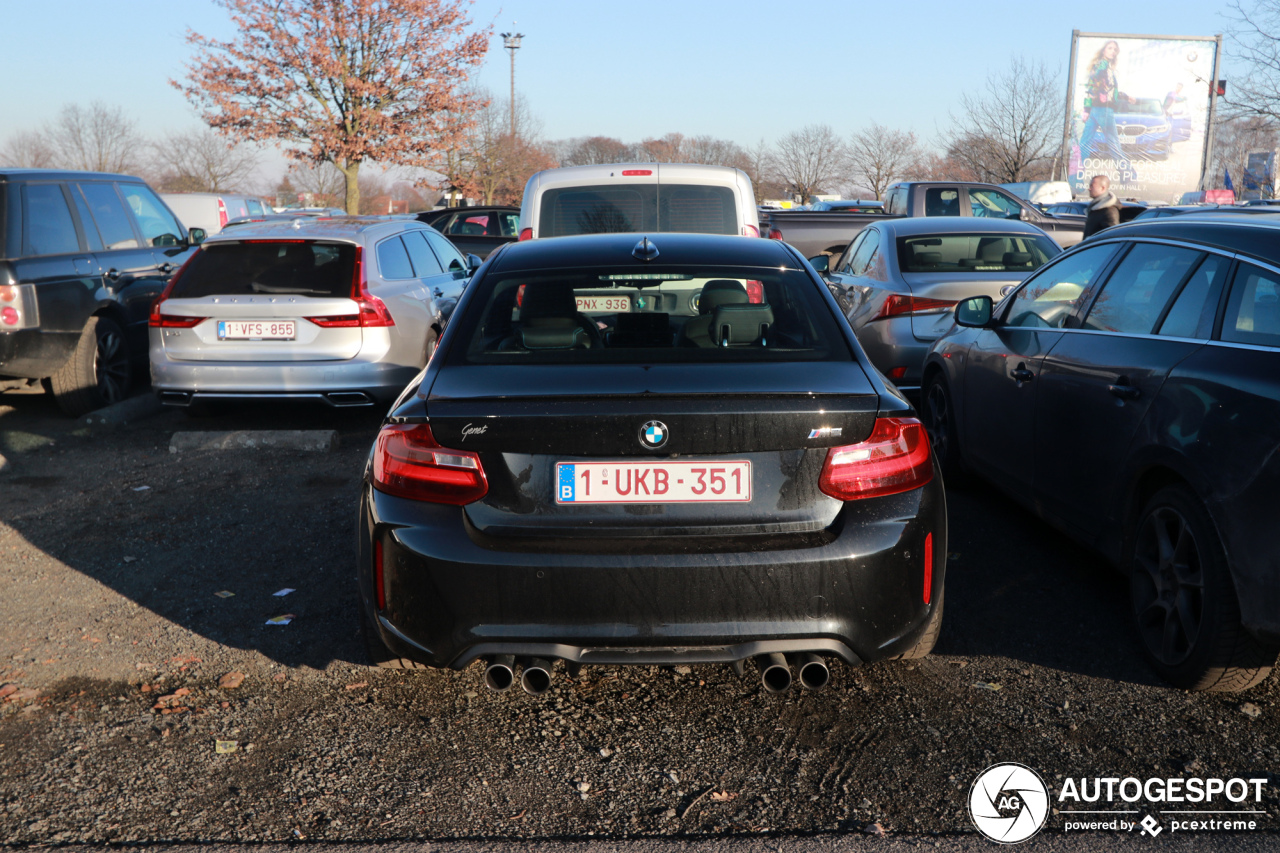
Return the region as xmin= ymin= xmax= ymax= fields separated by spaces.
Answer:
xmin=640 ymin=420 xmax=668 ymax=449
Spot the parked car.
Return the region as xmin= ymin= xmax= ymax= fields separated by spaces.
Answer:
xmin=160 ymin=192 xmax=273 ymax=236
xmin=518 ymin=163 xmax=760 ymax=241
xmin=416 ymin=205 xmax=519 ymax=259
xmin=357 ymin=231 xmax=946 ymax=694
xmin=808 ymin=200 xmax=885 ymax=212
xmin=1046 ymin=202 xmax=1089 ymax=217
xmin=1131 ymin=204 xmax=1223 ymax=220
xmin=149 ymin=217 xmax=478 ymax=410
xmin=0 ymin=169 xmax=202 ymax=415
xmin=761 ymin=181 xmax=1085 ymax=261
xmin=922 ymin=212 xmax=1280 ymax=691
xmin=814 ymin=218 xmax=1060 ymax=394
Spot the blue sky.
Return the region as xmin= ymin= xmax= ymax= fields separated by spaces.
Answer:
xmin=0 ymin=1 xmax=1238 ymax=158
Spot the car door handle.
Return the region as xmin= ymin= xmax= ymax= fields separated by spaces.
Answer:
xmin=1011 ymin=367 xmax=1034 ymax=382
xmin=158 ymin=262 xmax=176 ymax=275
xmin=433 ymin=287 xmax=443 ymax=298
xmin=1108 ymin=383 xmax=1141 ymax=400
xmin=105 ymin=268 xmax=121 ymax=282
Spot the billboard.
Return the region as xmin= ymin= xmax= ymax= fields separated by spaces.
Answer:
xmin=1062 ymin=33 xmax=1220 ymax=201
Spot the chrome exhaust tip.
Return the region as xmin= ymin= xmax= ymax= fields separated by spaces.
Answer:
xmin=757 ymin=653 xmax=792 ymax=693
xmin=798 ymin=653 xmax=830 ymax=690
xmin=483 ymin=654 xmax=515 ymax=692
xmin=521 ymin=657 xmax=553 ymax=696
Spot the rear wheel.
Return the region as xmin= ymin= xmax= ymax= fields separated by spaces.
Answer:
xmin=360 ymin=606 xmax=428 ymax=670
xmin=922 ymin=373 xmax=964 ymax=481
xmin=898 ymin=590 xmax=944 ymax=659
xmin=49 ymin=316 xmax=131 ymax=416
xmin=1128 ymin=485 xmax=1277 ymax=691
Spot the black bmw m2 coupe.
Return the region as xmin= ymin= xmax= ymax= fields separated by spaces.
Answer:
xmin=357 ymin=232 xmax=946 ymax=695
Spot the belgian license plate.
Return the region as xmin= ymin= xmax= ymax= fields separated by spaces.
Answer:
xmin=555 ymin=461 xmax=751 ymax=504
xmin=575 ymin=295 xmax=631 ymax=313
xmin=218 ymin=320 xmax=296 ymax=340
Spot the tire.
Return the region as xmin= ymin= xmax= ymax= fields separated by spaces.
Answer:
xmin=898 ymin=589 xmax=944 ymax=659
xmin=922 ymin=373 xmax=965 ymax=482
xmin=1128 ymin=485 xmax=1277 ymax=692
xmin=48 ymin=316 xmax=131 ymax=417
xmin=360 ymin=606 xmax=428 ymax=670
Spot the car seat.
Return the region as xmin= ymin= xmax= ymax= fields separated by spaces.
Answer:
xmin=679 ymin=280 xmax=749 ymax=347
xmin=514 ymin=282 xmax=603 ymax=349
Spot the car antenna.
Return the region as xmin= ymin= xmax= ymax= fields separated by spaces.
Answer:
xmin=632 ymin=236 xmax=659 ymax=262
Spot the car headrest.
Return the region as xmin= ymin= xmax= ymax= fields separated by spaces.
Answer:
xmin=521 ymin=283 xmax=577 ymax=320
xmin=711 ymin=304 xmax=775 ymax=346
xmin=978 ymin=238 xmax=1008 ymax=262
xmin=698 ymin=279 xmax=749 ymax=314
xmin=521 ymin=318 xmax=589 ymax=349
xmin=914 ymin=251 xmax=942 ymax=266
xmin=1003 ymin=252 xmax=1033 ymax=267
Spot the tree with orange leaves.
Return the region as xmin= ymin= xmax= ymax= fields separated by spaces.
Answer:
xmin=175 ymin=0 xmax=491 ymax=213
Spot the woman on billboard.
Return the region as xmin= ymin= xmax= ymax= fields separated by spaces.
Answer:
xmin=1079 ymin=40 xmax=1126 ymax=163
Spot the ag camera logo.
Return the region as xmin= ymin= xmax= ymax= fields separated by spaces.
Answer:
xmin=969 ymin=763 xmax=1050 ymax=844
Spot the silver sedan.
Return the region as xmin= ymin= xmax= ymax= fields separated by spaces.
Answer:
xmin=149 ymin=217 xmax=476 ymax=409
xmin=813 ymin=217 xmax=1061 ymax=394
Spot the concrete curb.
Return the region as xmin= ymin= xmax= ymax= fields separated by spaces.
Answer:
xmin=169 ymin=430 xmax=339 ymax=453
xmin=77 ymin=393 xmax=164 ymax=430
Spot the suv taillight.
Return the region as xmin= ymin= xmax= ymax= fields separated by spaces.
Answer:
xmin=303 ymin=246 xmax=395 ymax=328
xmin=818 ymin=418 xmax=933 ymax=500
xmin=745 ymin=280 xmax=765 ymax=304
xmin=217 ymin=199 xmax=228 ymax=229
xmin=372 ymin=424 xmax=488 ymax=505
xmin=768 ymin=227 xmax=783 ymax=240
xmin=148 ymin=253 xmax=206 ymax=327
xmin=742 ymin=224 xmax=760 ymax=238
xmin=0 ymin=283 xmax=38 ymax=329
xmin=519 ymin=227 xmax=533 ymax=241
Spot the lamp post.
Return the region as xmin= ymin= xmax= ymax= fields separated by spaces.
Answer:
xmin=500 ymin=30 xmax=524 ymax=138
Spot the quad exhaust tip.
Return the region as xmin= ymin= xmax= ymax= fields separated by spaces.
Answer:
xmin=757 ymin=653 xmax=792 ymax=693
xmin=521 ymin=658 xmax=553 ymax=696
xmin=483 ymin=655 xmax=515 ymax=692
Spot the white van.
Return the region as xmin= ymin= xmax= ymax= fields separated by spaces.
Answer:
xmin=160 ymin=192 xmax=274 ymax=235
xmin=518 ymin=163 xmax=759 ymax=240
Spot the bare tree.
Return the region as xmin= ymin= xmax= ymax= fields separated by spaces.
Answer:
xmin=0 ymin=130 xmax=57 ymax=168
xmin=152 ymin=128 xmax=262 ymax=193
xmin=557 ymin=136 xmax=632 ymax=166
xmin=1228 ymin=1 xmax=1280 ymax=120
xmin=741 ymin=138 xmax=785 ymax=203
xmin=41 ymin=102 xmax=143 ymax=173
xmin=1209 ymin=114 xmax=1280 ymax=191
xmin=845 ymin=125 xmax=921 ymax=199
xmin=941 ymin=57 xmax=1061 ymax=183
xmin=773 ymin=124 xmax=846 ymax=202
xmin=287 ymin=161 xmax=347 ymax=207
xmin=449 ymin=91 xmax=555 ymax=205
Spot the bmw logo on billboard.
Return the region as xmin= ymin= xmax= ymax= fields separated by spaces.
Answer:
xmin=640 ymin=420 xmax=668 ymax=449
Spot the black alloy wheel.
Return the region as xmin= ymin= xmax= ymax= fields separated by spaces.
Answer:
xmin=1128 ymin=485 xmax=1277 ymax=691
xmin=923 ymin=374 xmax=963 ymax=479
xmin=94 ymin=321 xmax=131 ymax=405
xmin=1131 ymin=503 xmax=1203 ymax=668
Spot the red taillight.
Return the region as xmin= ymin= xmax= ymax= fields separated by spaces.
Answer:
xmin=621 ymin=169 xmax=652 ymax=176
xmin=888 ymin=366 xmax=909 ymax=380
xmin=303 ymin=246 xmax=395 ymax=328
xmin=373 ymin=538 xmax=386 ymax=610
xmin=372 ymin=423 xmax=488 ymax=505
xmin=745 ymin=280 xmax=765 ymax=304
xmin=768 ymin=228 xmax=783 ymax=240
xmin=217 ymin=199 xmax=228 ymax=229
xmin=923 ymin=532 xmax=933 ymax=604
xmin=519 ymin=227 xmax=533 ymax=241
xmin=818 ymin=417 xmax=933 ymax=501
xmin=0 ymin=285 xmax=16 ymax=302
xmin=877 ymin=295 xmax=958 ymax=320
xmin=1 ymin=307 xmax=17 ymax=326
xmin=742 ymin=224 xmax=760 ymax=238
xmin=149 ymin=252 xmax=206 ymax=327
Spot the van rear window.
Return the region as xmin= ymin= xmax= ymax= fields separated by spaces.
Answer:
xmin=171 ymin=241 xmax=356 ymax=298
xmin=539 ymin=184 xmax=737 ymax=238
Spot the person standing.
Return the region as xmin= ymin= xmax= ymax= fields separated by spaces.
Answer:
xmin=1079 ymin=40 xmax=1125 ymax=163
xmin=1084 ymin=175 xmax=1121 ymax=238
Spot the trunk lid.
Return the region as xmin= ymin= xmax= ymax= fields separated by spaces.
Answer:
xmin=902 ymin=271 xmax=1026 ymax=342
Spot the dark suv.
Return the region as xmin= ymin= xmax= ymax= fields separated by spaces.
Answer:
xmin=0 ymin=169 xmax=203 ymax=415
xmin=923 ymin=212 xmax=1280 ymax=691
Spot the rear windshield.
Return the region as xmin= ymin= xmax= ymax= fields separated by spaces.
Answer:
xmin=897 ymin=234 xmax=1059 ymax=274
xmin=171 ymin=240 xmax=357 ymax=298
xmin=538 ymin=184 xmax=738 ymax=238
xmin=452 ymin=265 xmax=850 ymax=364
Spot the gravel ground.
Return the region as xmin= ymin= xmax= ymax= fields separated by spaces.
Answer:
xmin=0 ymin=387 xmax=1277 ymax=849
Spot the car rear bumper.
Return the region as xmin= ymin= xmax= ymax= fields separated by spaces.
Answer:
xmin=357 ymin=479 xmax=947 ymax=669
xmin=0 ymin=328 xmax=79 ymax=380
xmin=855 ymin=318 xmax=930 ymax=389
xmin=150 ymin=352 xmax=419 ymax=405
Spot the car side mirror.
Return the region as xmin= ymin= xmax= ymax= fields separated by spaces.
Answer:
xmin=807 ymin=255 xmax=829 ymax=274
xmin=188 ymin=227 xmax=207 ymax=245
xmin=955 ymin=295 xmax=995 ymax=328
xmin=1019 ymin=209 xmax=1031 ymax=221
xmin=467 ymin=253 xmax=482 ymax=272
